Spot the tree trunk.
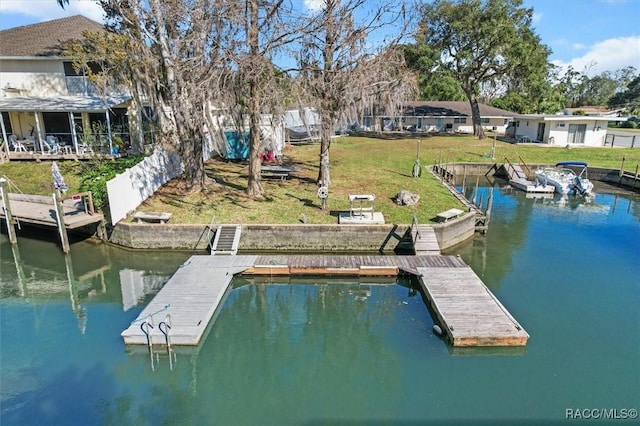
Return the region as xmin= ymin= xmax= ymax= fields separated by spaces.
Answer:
xmin=247 ymin=79 xmax=263 ymax=197
xmin=316 ymin=118 xmax=332 ymax=186
xmin=246 ymin=0 xmax=263 ymax=197
xmin=468 ymin=92 xmax=486 ymax=139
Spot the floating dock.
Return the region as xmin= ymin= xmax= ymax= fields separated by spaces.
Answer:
xmin=122 ymin=254 xmax=528 ymax=348
xmin=505 ymin=162 xmax=555 ymax=194
xmin=416 ymin=266 xmax=529 ymax=346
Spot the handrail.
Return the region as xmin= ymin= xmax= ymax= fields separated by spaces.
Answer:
xmin=503 ymin=157 xmax=515 ymax=176
xmin=140 ymin=319 xmax=154 ymax=351
xmin=412 ymin=211 xmax=421 ymax=240
xmin=205 ymin=215 xmax=218 ymax=252
xmin=518 ymin=155 xmax=531 ymax=175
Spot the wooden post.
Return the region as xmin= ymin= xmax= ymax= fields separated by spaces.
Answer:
xmin=632 ymin=135 xmax=636 ymax=149
xmin=619 ymin=157 xmax=625 ymax=184
xmin=53 ymin=190 xmax=70 ymax=253
xmin=0 ymin=178 xmax=17 ymax=244
xmin=633 ymin=164 xmax=639 ymax=190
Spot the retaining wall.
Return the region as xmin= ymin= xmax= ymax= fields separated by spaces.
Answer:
xmin=108 ymin=215 xmax=477 ymax=253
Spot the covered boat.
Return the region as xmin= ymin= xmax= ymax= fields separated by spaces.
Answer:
xmin=534 ymin=161 xmax=594 ymax=195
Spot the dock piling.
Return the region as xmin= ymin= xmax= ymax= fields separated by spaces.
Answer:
xmin=0 ymin=178 xmax=17 ymax=244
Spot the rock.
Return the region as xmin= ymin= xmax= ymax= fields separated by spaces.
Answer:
xmin=393 ymin=190 xmax=420 ymax=206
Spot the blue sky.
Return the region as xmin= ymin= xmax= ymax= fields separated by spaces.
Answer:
xmin=1 ymin=0 xmax=639 ymax=77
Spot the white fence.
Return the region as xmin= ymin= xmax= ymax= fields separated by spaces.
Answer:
xmin=107 ymin=147 xmax=183 ymax=225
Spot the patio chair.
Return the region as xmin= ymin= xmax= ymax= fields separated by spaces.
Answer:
xmin=43 ymin=137 xmax=59 ymax=155
xmin=10 ymin=135 xmax=27 ymax=152
xmin=79 ymin=143 xmax=94 ymax=155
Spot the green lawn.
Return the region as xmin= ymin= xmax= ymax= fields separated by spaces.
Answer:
xmin=2 ymin=135 xmax=639 ymax=224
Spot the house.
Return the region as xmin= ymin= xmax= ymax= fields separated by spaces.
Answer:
xmin=506 ymin=114 xmax=626 ymax=147
xmin=361 ymin=101 xmax=517 ymax=134
xmin=0 ymin=15 xmax=148 ymax=158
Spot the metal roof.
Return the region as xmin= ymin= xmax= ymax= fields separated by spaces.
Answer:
xmin=0 ymin=95 xmax=131 ymax=112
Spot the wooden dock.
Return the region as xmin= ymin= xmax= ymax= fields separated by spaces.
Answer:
xmin=122 ymin=254 xmax=528 ymax=347
xmin=416 ymin=265 xmax=529 ymax=346
xmin=0 ymin=193 xmax=103 ymax=229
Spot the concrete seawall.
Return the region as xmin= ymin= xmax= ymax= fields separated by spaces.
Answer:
xmin=108 ymin=213 xmax=476 ymax=253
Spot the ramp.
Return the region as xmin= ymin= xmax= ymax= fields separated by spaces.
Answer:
xmin=411 ymin=225 xmax=440 ymax=255
xmin=211 ymin=225 xmax=242 ymax=255
xmin=504 ymin=162 xmax=555 ymax=194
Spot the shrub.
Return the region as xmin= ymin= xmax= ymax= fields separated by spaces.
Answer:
xmin=79 ymin=156 xmax=144 ymax=210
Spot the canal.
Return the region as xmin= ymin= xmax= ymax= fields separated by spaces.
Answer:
xmin=1 ymin=181 xmax=639 ymax=425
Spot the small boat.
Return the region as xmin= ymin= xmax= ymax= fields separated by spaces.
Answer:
xmin=534 ymin=161 xmax=594 ymax=195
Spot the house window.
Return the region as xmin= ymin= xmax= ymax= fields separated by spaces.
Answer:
xmin=63 ymin=61 xmax=103 ymax=76
xmin=481 ymin=118 xmax=490 ymax=124
xmin=559 ymin=123 xmax=565 ymax=128
xmin=453 ymin=117 xmax=467 ymax=124
xmin=64 ymin=61 xmax=102 ymax=95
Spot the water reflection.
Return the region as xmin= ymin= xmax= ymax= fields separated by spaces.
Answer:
xmin=1 ymin=182 xmax=639 ymax=425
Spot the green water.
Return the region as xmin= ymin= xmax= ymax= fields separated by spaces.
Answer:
xmin=1 ymin=184 xmax=639 ymax=425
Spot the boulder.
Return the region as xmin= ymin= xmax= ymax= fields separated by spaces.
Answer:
xmin=393 ymin=190 xmax=420 ymax=206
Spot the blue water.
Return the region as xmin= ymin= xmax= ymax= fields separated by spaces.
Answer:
xmin=1 ymin=183 xmax=639 ymax=425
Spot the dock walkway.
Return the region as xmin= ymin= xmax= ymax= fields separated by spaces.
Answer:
xmin=122 ymin=254 xmax=528 ymax=347
xmin=122 ymin=255 xmax=258 ymax=345
xmin=411 ymin=225 xmax=440 ymax=255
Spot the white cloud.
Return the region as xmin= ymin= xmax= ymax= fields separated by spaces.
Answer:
xmin=304 ymin=0 xmax=325 ymax=12
xmin=571 ymin=43 xmax=587 ymax=51
xmin=0 ymin=0 xmax=104 ymax=25
xmin=532 ymin=12 xmax=542 ymax=23
xmin=552 ymin=36 xmax=640 ymax=76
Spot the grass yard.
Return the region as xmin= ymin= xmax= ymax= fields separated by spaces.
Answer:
xmin=1 ymin=134 xmax=639 ymax=225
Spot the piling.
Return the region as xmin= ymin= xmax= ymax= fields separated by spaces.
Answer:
xmin=0 ymin=178 xmax=17 ymax=244
xmin=53 ymin=190 xmax=70 ymax=253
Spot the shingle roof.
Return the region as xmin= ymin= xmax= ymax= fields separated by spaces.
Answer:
xmin=0 ymin=15 xmax=105 ymax=57
xmin=403 ymin=101 xmax=516 ymax=117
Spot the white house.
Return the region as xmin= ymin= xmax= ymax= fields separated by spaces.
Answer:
xmin=507 ymin=115 xmax=624 ymax=147
xmin=363 ymin=101 xmax=516 ymax=134
xmin=0 ymin=16 xmax=147 ymax=157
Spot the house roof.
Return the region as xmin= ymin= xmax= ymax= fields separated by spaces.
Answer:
xmin=402 ymin=101 xmax=517 ymax=117
xmin=0 ymin=15 xmax=105 ymax=57
xmin=513 ymin=114 xmax=627 ymax=122
xmin=0 ymin=95 xmax=131 ymax=112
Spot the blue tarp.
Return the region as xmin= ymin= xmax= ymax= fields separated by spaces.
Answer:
xmin=223 ymin=131 xmax=250 ymax=159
